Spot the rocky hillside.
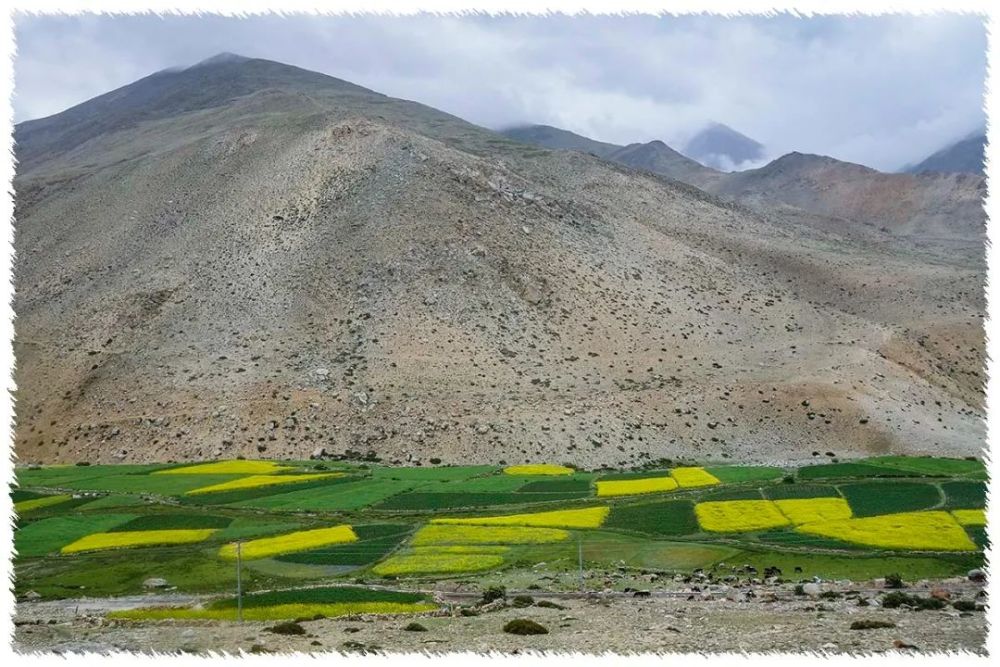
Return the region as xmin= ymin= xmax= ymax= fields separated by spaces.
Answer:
xmin=12 ymin=56 xmax=986 ymax=466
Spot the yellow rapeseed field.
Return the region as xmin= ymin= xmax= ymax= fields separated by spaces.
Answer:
xmin=796 ymin=511 xmax=977 ymax=551
xmin=61 ymin=529 xmax=218 ymax=554
xmin=952 ymin=509 xmax=986 ymax=526
xmin=694 ymin=500 xmax=791 ymax=532
xmin=15 ymin=494 xmax=73 ymax=513
xmin=670 ymin=467 xmax=721 ymax=488
xmin=431 ymin=506 xmax=610 ymax=529
xmin=109 ymin=601 xmax=438 ymax=621
xmin=155 ymin=460 xmax=294 ymax=475
xmin=774 ymin=498 xmax=853 ymax=524
xmin=372 ymin=546 xmax=508 ymax=576
xmin=185 ymin=472 xmax=342 ymax=495
xmin=503 ymin=464 xmax=575 ymax=476
xmin=219 ymin=524 xmax=358 ymax=560
xmin=412 ymin=524 xmax=570 ymax=545
xmin=596 ymin=476 xmax=678 ymax=497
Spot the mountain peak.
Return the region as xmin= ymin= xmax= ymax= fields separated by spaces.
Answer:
xmin=684 ymin=122 xmax=764 ymax=171
xmin=191 ymin=52 xmax=252 ymax=68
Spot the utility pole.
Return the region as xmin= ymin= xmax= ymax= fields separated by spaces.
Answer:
xmin=236 ymin=541 xmax=243 ymax=624
xmin=577 ymin=536 xmax=584 ymax=593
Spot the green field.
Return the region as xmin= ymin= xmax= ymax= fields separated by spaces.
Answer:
xmin=10 ymin=455 xmax=987 ymax=606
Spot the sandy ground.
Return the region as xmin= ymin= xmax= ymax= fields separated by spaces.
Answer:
xmin=13 ymin=582 xmax=987 ymax=655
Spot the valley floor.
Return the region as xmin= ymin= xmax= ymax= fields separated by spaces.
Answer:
xmin=14 ymin=579 xmax=987 ymax=655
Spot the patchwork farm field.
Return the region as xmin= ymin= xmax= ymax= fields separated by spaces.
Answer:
xmin=12 ymin=456 xmax=988 ymax=621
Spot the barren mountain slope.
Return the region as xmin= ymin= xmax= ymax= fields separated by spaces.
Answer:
xmin=711 ymin=152 xmax=987 ymax=239
xmin=12 ymin=57 xmax=985 ymax=466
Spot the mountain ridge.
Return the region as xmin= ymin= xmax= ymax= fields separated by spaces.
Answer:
xmin=13 ymin=54 xmax=985 ymax=466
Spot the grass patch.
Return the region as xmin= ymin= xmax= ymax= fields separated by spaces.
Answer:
xmin=14 ymin=514 xmax=136 ymax=558
xmin=108 ymin=514 xmax=233 ymax=532
xmin=597 ymin=469 xmax=672 ymax=482
xmin=840 ymin=482 xmax=941 ymax=517
xmin=234 ymin=479 xmax=412 ymax=511
xmin=941 ymin=481 xmax=987 ymax=509
xmin=218 ymin=585 xmax=427 ymax=608
xmin=276 ymin=524 xmax=412 ymax=566
xmin=375 ymin=491 xmax=587 ymax=510
xmin=517 ymin=478 xmax=592 ymax=493
xmin=797 ymin=462 xmax=908 ymax=480
xmin=755 ymin=529 xmax=867 ymax=551
xmin=704 ymin=466 xmax=785 ymax=483
xmin=866 ymin=456 xmax=986 ymax=478
xmin=155 ymin=460 xmax=294 ymax=475
xmin=372 ymin=546 xmax=508 ymax=576
xmin=61 ymin=529 xmax=218 ymax=554
xmin=764 ymin=484 xmax=839 ymax=500
xmin=180 ymin=475 xmax=357 ymax=506
xmin=370 ymin=465 xmax=497 ymax=481
xmin=729 ymin=549 xmax=975 ymax=580
xmin=412 ymin=524 xmax=570 ymax=545
xmin=431 ymin=506 xmax=609 ymax=529
xmin=699 ymin=487 xmax=764 ymax=501
xmin=605 ymin=500 xmax=699 ymax=537
xmin=15 ymin=494 xmax=74 ymax=514
xmin=219 ymin=525 xmax=358 ymax=560
xmin=185 ymin=473 xmax=344 ymax=495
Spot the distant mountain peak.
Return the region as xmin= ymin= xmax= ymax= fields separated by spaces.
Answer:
xmin=684 ymin=122 xmax=764 ymax=171
xmin=903 ymin=131 xmax=986 ymax=175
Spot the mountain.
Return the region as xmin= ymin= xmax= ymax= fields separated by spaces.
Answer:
xmin=500 ymin=125 xmax=719 ymax=185
xmin=502 ymin=124 xmax=985 ymax=240
xmin=683 ymin=122 xmax=765 ymax=170
xmin=499 ymin=124 xmax=622 ymax=159
xmin=13 ymin=55 xmax=985 ymax=467
xmin=708 ymin=152 xmax=986 ymax=239
xmin=904 ymin=132 xmax=986 ymax=175
xmin=607 ymin=140 xmax=721 ymax=187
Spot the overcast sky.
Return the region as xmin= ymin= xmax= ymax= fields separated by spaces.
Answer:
xmin=13 ymin=13 xmax=988 ymax=171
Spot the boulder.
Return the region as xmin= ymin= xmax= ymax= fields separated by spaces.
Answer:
xmin=143 ymin=577 xmax=170 ymax=589
xmin=802 ymin=583 xmax=822 ymax=598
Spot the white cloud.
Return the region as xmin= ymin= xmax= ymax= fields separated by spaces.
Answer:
xmin=13 ymin=13 xmax=987 ymax=171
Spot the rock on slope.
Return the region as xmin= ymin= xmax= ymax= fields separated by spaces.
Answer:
xmin=12 ymin=56 xmax=985 ymax=466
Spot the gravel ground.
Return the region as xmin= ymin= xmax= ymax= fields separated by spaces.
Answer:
xmin=14 ymin=583 xmax=987 ymax=655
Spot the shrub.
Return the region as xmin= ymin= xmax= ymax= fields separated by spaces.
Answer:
xmin=819 ymin=591 xmax=842 ymax=600
xmin=884 ymin=573 xmax=904 ymax=589
xmin=782 ymin=475 xmax=795 ymax=484
xmin=459 ymin=608 xmax=480 ymax=617
xmin=266 ymin=622 xmax=305 ymax=635
xmin=952 ymin=600 xmax=978 ymax=612
xmin=850 ymin=620 xmax=895 ymax=630
xmin=503 ymin=619 xmax=548 ymax=635
xmin=404 ymin=622 xmax=428 ymax=632
xmin=482 ymin=586 xmax=507 ymax=604
xmin=794 ymin=584 xmax=806 ymax=596
xmin=535 ymin=600 xmax=566 ymax=610
xmin=881 ymin=591 xmax=946 ymax=610
xmin=512 ymin=595 xmax=534 ymax=608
